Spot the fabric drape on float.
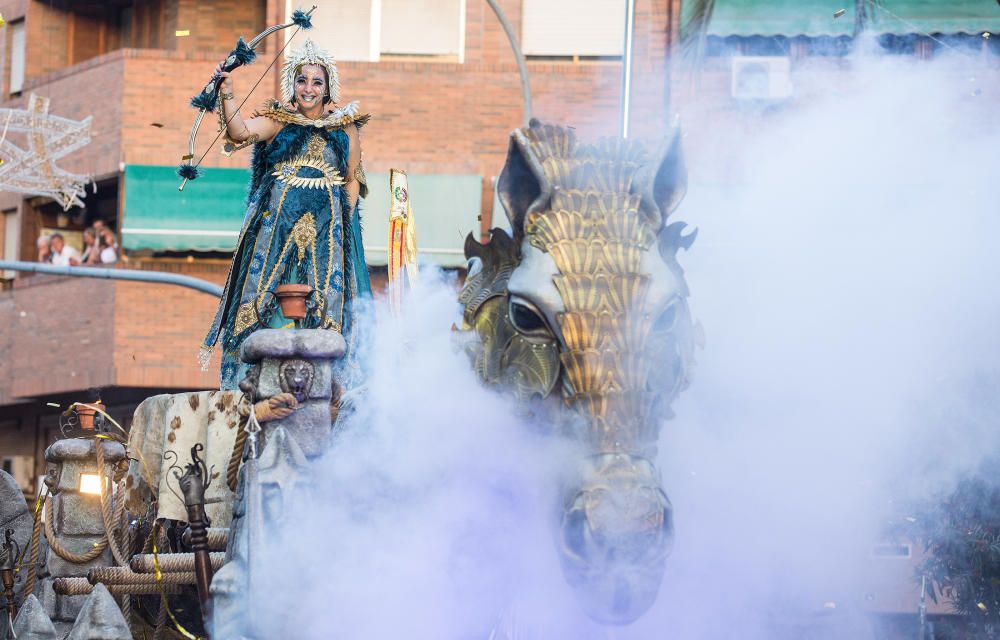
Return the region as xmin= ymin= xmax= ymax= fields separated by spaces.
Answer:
xmin=122 ymin=165 xmax=248 ymax=252
xmin=360 ymin=173 xmax=481 ymax=268
xmin=682 ymin=0 xmax=855 ymax=38
xmin=871 ymin=0 xmax=1000 ymax=35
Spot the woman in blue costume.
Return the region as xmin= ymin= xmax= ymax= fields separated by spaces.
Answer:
xmin=201 ymin=39 xmax=372 ymax=390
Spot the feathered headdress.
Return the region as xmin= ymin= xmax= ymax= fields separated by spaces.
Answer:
xmin=281 ymin=38 xmax=340 ymax=104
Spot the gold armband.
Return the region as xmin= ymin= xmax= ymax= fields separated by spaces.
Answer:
xmin=354 ymin=163 xmax=368 ymax=198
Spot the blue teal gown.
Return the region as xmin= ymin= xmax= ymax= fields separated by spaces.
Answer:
xmin=203 ymin=101 xmax=373 ymax=390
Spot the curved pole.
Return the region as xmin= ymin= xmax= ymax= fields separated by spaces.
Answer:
xmin=0 ymin=261 xmax=223 ymax=297
xmin=620 ymin=0 xmax=637 ymax=138
xmin=484 ymin=0 xmax=533 ymax=126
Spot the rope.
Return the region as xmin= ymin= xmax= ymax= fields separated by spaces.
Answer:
xmin=227 ymin=418 xmax=249 ymax=492
xmin=95 ymin=441 xmax=130 ymax=566
xmin=53 ymin=577 xmax=182 ymax=597
xmin=88 ymin=567 xmax=197 ymax=586
xmin=44 ymin=496 xmax=109 ymax=563
xmin=22 ymin=493 xmax=44 ymax=598
xmin=205 ymin=528 xmax=229 ymax=551
xmin=131 ymin=552 xmax=225 ymax=574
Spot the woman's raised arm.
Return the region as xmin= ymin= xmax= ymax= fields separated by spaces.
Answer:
xmin=215 ymin=64 xmax=281 ymax=144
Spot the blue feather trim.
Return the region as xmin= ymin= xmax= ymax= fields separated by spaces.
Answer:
xmin=190 ymin=90 xmax=217 ymax=112
xmin=291 ymin=9 xmax=313 ymax=29
xmin=232 ymin=37 xmax=256 ymax=66
xmin=177 ymin=164 xmax=201 ymax=180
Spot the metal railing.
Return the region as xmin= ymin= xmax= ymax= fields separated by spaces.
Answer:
xmin=0 ymin=261 xmax=223 ymax=297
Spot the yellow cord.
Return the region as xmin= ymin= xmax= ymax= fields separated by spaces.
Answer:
xmin=152 ymin=530 xmax=204 ymax=640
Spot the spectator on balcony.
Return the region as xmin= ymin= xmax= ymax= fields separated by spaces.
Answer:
xmin=50 ymin=233 xmax=81 ymax=267
xmin=80 ymin=227 xmax=101 ymax=265
xmin=98 ymin=228 xmax=119 ymax=264
xmin=36 ymin=235 xmax=52 ymax=263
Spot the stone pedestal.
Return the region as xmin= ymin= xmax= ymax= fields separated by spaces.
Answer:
xmin=240 ymin=328 xmax=345 ymax=457
xmin=39 ymin=438 xmax=125 ymax=624
xmin=212 ymin=328 xmax=345 ymax=638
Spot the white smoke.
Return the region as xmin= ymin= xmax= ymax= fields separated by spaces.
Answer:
xmin=640 ymin=51 xmax=1000 ymax=638
xmin=249 ymin=270 xmax=581 ymax=639
xmin=244 ymin=50 xmax=1000 ymax=639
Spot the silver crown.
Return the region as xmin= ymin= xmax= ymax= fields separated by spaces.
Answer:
xmin=281 ymin=39 xmax=340 ymax=104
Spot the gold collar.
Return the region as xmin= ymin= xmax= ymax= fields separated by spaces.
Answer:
xmin=255 ymin=99 xmax=371 ymax=129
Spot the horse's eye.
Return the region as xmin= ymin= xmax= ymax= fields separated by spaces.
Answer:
xmin=509 ymin=297 xmax=549 ymax=335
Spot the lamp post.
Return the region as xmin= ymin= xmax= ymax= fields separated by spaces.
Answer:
xmin=1 ymin=528 xmax=18 ymax=624
xmin=41 ymin=425 xmax=125 ymax=623
xmin=175 ymin=444 xmax=214 ymax=629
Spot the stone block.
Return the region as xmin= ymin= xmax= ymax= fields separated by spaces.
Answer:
xmin=55 ymin=590 xmax=89 ymax=623
xmin=263 ymin=401 xmax=331 ymax=458
xmin=240 ymin=328 xmax=345 ymax=362
xmin=57 ymin=493 xmax=106 ymax=536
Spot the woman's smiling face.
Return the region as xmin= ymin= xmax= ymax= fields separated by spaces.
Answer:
xmin=294 ymin=64 xmax=327 ymax=110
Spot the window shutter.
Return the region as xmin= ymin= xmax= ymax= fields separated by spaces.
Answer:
xmin=380 ymin=0 xmax=463 ymax=56
xmin=521 ymin=0 xmax=625 ymax=57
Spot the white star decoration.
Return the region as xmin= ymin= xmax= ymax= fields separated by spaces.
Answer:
xmin=0 ymin=93 xmax=92 ymax=210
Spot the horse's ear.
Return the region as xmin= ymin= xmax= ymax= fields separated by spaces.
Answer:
xmin=632 ymin=126 xmax=687 ymax=228
xmin=497 ymin=122 xmax=551 ymax=242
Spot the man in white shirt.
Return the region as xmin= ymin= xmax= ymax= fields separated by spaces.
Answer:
xmin=50 ymin=233 xmax=82 ymax=266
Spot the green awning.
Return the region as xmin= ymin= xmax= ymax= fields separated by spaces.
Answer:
xmin=122 ymin=165 xmax=248 ymax=252
xmin=682 ymin=0 xmax=1000 ymax=38
xmin=123 ymin=165 xmax=482 ymax=266
xmin=871 ymin=1 xmax=1000 ymax=35
xmin=682 ymin=0 xmax=856 ymax=38
xmin=360 ymin=173 xmax=482 ymax=269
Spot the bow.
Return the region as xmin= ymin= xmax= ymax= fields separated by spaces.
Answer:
xmin=177 ymin=6 xmax=316 ymax=191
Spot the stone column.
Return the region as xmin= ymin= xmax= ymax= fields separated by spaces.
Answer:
xmin=39 ymin=438 xmax=125 ymax=626
xmin=211 ymin=328 xmax=345 ymax=638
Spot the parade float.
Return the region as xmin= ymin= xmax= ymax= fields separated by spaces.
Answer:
xmin=0 ymin=3 xmax=698 ymax=638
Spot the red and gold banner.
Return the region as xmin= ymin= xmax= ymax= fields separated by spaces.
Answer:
xmin=387 ymin=168 xmax=418 ymax=314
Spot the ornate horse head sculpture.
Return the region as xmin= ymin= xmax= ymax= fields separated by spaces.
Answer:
xmin=460 ymin=120 xmax=698 ymax=624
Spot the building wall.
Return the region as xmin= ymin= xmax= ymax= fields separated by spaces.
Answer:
xmin=0 ymin=0 xmax=668 ymax=415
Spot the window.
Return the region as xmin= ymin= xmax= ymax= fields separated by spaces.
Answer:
xmin=287 ymin=0 xmax=380 ymax=62
xmin=380 ymin=0 xmax=464 ymax=60
xmin=521 ymin=0 xmax=625 ymax=59
xmin=3 ymin=208 xmax=18 ymax=278
xmin=286 ymin=0 xmax=464 ymax=62
xmin=9 ymin=20 xmax=25 ymax=94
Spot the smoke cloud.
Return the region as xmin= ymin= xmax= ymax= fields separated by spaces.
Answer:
xmin=244 ymin=49 xmax=1000 ymax=639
